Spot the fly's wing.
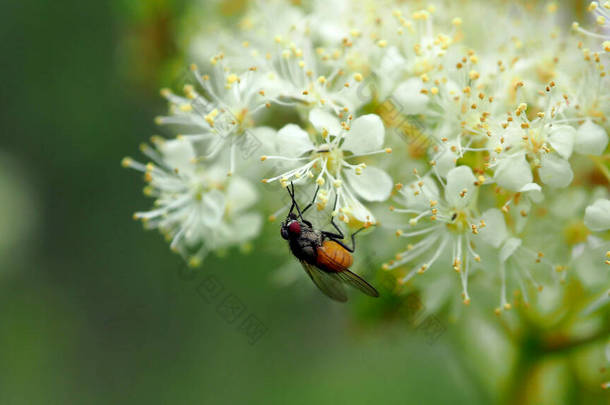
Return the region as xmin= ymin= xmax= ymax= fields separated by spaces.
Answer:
xmin=317 ymin=243 xmax=380 ymax=298
xmin=335 ymin=269 xmax=380 ymax=298
xmin=300 ymin=262 xmax=348 ymax=302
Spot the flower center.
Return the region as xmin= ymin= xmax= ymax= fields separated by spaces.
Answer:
xmin=312 ymin=144 xmax=344 ymax=175
xmin=446 ymin=210 xmax=470 ymax=233
xmin=525 ymin=128 xmax=547 ymax=155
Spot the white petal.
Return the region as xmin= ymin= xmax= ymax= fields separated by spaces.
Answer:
xmin=160 ymin=139 xmax=196 ymax=175
xmin=434 ymin=144 xmax=458 ymax=178
xmin=538 ymin=154 xmax=573 ymax=188
xmin=500 ymin=238 xmax=522 ymax=262
xmin=575 ymin=120 xmax=608 ymax=155
xmin=399 ymin=175 xmax=439 ymax=211
xmin=277 ymin=124 xmax=314 ymax=158
xmin=548 ymin=125 xmax=575 ymax=159
xmin=445 ymin=166 xmax=476 ymax=208
xmin=341 ymin=114 xmax=385 ymax=155
xmin=376 ymin=46 xmax=406 ymax=99
xmin=392 ymin=78 xmax=429 ymax=115
xmin=478 ymin=209 xmax=508 ymax=248
xmin=493 ymin=153 xmax=533 ymax=191
xmin=584 ymin=199 xmax=610 ymax=231
xmin=344 ymin=194 xmax=376 ymax=223
xmin=249 ymin=126 xmax=277 ymax=155
xmin=200 ymin=189 xmax=226 ymax=227
xmin=226 ymin=176 xmax=258 ymax=213
xmin=309 ymin=109 xmax=342 ymax=136
xmin=513 ymin=199 xmax=531 ymax=233
xmin=230 ymin=213 xmax=263 ymax=243
xmin=345 ymin=166 xmax=393 ymax=201
xmin=519 ymin=183 xmax=541 ymax=193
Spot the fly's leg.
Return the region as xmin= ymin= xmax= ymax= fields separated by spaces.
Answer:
xmin=320 ymin=191 xmax=368 ymax=253
xmin=323 ymin=226 xmax=366 ymax=253
xmin=301 ymin=185 xmax=320 ymax=215
xmin=328 ymin=191 xmax=345 ymax=238
xmin=287 ymin=181 xmax=305 ymax=220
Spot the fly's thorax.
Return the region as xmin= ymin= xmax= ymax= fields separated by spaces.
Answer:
xmin=288 ymin=226 xmax=322 ymax=263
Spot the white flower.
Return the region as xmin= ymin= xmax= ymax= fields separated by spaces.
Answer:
xmin=392 ymin=78 xmax=429 ymax=115
xmin=261 ymin=35 xmax=371 ymax=112
xmin=261 ymin=109 xmax=393 ymax=224
xmin=155 ymin=64 xmax=269 ymax=176
xmin=478 ymin=209 xmax=563 ymax=313
xmin=489 ymin=94 xmax=578 ymax=189
xmin=584 ymin=199 xmax=610 ymax=232
xmin=493 ymin=154 xmax=535 ymax=192
xmin=572 ymin=1 xmax=610 ymax=53
xmin=575 ymin=120 xmax=609 ymax=155
xmin=383 ymin=166 xmax=485 ymax=304
xmin=122 ymin=138 xmax=261 ymax=266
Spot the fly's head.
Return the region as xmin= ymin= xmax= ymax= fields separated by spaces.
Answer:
xmin=281 ymin=213 xmax=302 ymax=240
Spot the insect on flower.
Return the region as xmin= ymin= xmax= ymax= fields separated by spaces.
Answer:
xmin=280 ymin=183 xmax=379 ymax=302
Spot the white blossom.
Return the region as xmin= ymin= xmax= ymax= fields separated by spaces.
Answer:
xmin=261 ymin=109 xmax=393 ymax=224
xmin=123 ymin=138 xmax=261 ymax=266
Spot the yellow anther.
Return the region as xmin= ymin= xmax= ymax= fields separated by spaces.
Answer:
xmin=121 ymin=157 xmax=133 ymax=168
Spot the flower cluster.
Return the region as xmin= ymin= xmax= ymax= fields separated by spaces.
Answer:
xmin=125 ymin=0 xmax=609 ymax=320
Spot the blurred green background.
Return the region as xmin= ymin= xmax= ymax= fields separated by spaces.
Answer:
xmin=0 ymin=1 xmax=607 ymax=404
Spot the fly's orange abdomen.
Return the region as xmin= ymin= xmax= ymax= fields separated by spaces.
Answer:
xmin=316 ymin=240 xmax=353 ymax=272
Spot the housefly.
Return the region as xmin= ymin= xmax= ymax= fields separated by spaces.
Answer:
xmin=280 ymin=182 xmax=379 ymax=302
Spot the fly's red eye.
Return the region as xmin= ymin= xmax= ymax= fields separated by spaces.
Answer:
xmin=288 ymin=221 xmax=301 ymax=235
